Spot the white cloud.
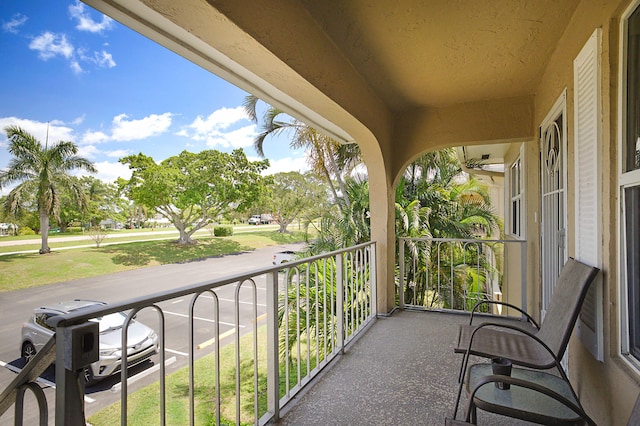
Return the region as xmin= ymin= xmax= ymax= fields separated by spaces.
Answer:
xmin=181 ymin=106 xmax=249 ymax=139
xmin=29 ymin=32 xmax=74 ymax=60
xmin=78 ymin=48 xmax=116 ymax=69
xmin=205 ymin=124 xmax=256 ymax=149
xmin=190 ymin=107 xmax=247 ymax=133
xmin=94 ymin=50 xmax=116 ymax=68
xmin=70 ymin=59 xmax=83 ymax=74
xmin=27 ymin=13 xmax=115 ymax=74
xmin=69 ymin=1 xmax=114 ymax=33
xmin=81 ymin=130 xmax=109 ymax=144
xmin=77 ymin=160 xmax=131 ymax=184
xmin=111 ymin=113 xmax=173 ymax=141
xmin=261 ymin=156 xmax=309 ymax=175
xmin=0 ymin=117 xmax=76 ymax=145
xmin=180 ymin=107 xmax=257 ymax=149
xmin=2 ymin=14 xmax=27 ymax=34
xmin=71 ymin=115 xmax=85 ymax=125
xmin=76 ymin=144 xmax=100 ymax=158
xmin=105 ymin=149 xmax=131 ymax=158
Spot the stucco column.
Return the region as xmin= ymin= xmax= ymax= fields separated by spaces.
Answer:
xmin=367 ymin=156 xmax=397 ymax=315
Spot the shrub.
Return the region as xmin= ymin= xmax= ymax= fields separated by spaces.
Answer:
xmin=214 ymin=225 xmax=233 ymax=237
xmin=18 ymin=226 xmax=36 ymax=236
xmin=66 ymin=226 xmax=83 ymax=233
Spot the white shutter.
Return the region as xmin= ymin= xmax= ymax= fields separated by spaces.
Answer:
xmin=574 ymin=28 xmax=603 ymax=361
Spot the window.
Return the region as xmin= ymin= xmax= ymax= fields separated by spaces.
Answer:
xmin=35 ymin=312 xmax=56 ymax=331
xmin=509 ymin=155 xmax=523 ymax=238
xmin=621 ymin=1 xmax=640 ymax=363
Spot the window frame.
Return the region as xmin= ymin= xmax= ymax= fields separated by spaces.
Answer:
xmin=619 ymin=0 xmax=640 ymax=369
xmin=508 ymin=147 xmax=525 ymax=239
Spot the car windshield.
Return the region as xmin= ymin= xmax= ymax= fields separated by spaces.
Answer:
xmin=90 ymin=312 xmax=128 ymax=333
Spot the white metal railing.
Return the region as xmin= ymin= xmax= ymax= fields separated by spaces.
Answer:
xmin=1 ymin=242 xmax=376 ymax=426
xmin=398 ymin=237 xmax=526 ymax=316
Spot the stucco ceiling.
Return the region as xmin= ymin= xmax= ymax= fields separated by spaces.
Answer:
xmin=300 ymin=0 xmax=580 ymax=110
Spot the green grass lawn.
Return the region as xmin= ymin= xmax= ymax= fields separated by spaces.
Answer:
xmin=88 ymin=326 xmax=319 ymax=426
xmin=0 ymin=230 xmax=309 ymax=293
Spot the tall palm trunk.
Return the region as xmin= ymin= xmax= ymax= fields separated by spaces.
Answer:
xmin=39 ymin=207 xmax=51 ymax=254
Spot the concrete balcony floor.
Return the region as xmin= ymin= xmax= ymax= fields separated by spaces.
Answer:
xmin=277 ymin=310 xmax=535 ymax=425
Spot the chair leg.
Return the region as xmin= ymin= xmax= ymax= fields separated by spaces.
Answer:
xmin=457 ymin=353 xmax=466 ymax=383
xmin=453 ymin=350 xmax=471 ymax=418
xmin=469 ymin=404 xmax=477 ymax=424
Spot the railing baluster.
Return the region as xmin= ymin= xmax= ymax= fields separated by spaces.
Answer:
xmin=266 ymin=270 xmax=280 ymax=422
xmin=398 ymin=237 xmax=527 ymax=316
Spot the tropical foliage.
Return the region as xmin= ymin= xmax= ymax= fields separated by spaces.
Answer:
xmin=395 ymin=148 xmax=502 ymax=310
xmin=0 ymin=125 xmax=97 ymax=253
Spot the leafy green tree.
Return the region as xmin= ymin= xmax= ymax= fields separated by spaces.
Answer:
xmin=119 ymin=149 xmax=268 ymax=244
xmin=56 ymin=176 xmax=120 ymax=230
xmin=0 ymin=125 xmax=96 ymax=253
xmin=267 ymin=171 xmax=327 ymax=233
xmin=123 ymin=201 xmax=150 ymax=229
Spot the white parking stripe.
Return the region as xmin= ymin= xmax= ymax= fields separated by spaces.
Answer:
xmin=162 ymin=310 xmax=243 ymax=327
xmin=165 ymin=348 xmax=188 ymax=357
xmin=199 ymin=294 xmax=267 ymax=307
xmin=0 ymin=360 xmax=95 ymax=403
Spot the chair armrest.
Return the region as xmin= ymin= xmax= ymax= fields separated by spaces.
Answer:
xmin=469 ymin=300 xmax=539 ymax=329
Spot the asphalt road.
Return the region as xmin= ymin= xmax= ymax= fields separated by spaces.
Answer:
xmin=0 ymin=242 xmax=304 ymax=425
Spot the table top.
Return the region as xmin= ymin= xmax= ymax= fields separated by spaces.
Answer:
xmin=466 ymin=363 xmax=582 ymax=424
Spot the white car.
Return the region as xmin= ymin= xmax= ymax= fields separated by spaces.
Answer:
xmin=21 ymin=299 xmax=159 ymax=386
xmin=273 ymin=250 xmax=296 ymax=264
xmin=248 ymin=215 xmax=261 ymax=225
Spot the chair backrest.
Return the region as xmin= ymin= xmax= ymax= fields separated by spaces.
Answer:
xmin=536 ymin=258 xmax=599 ymax=359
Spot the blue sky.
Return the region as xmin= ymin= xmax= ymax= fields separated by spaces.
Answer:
xmin=0 ymin=1 xmax=307 ymax=195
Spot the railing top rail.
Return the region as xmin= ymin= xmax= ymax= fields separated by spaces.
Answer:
xmin=49 ymin=241 xmax=376 ymax=328
xmin=399 ymin=237 xmax=527 ymax=244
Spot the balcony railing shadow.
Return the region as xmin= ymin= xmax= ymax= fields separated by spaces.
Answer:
xmin=277 ymin=309 xmax=537 ymax=425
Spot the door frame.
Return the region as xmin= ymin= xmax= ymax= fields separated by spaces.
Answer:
xmin=539 ymin=89 xmax=569 ymax=320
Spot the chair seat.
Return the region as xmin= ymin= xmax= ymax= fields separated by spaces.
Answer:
xmin=455 ymin=324 xmax=556 ymax=369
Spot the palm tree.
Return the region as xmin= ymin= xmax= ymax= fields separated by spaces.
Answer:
xmin=0 ymin=125 xmax=97 ymax=253
xmin=243 ymin=95 xmax=361 ymax=212
xmin=396 ymin=149 xmax=501 ymax=308
xmin=305 ymin=176 xmax=370 ymax=254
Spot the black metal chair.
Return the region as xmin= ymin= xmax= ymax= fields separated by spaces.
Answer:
xmin=452 ymin=257 xmax=599 ymax=420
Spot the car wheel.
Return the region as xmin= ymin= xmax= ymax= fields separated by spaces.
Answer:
xmin=82 ymin=367 xmax=97 ymax=387
xmin=21 ymin=342 xmax=36 ymax=363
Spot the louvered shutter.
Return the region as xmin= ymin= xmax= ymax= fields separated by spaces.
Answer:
xmin=574 ymin=28 xmax=603 ymax=361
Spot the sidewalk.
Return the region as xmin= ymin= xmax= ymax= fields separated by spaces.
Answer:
xmin=0 ymin=225 xmax=280 ymax=255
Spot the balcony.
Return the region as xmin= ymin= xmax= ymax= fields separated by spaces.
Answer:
xmin=0 ymin=238 xmax=531 ymax=425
